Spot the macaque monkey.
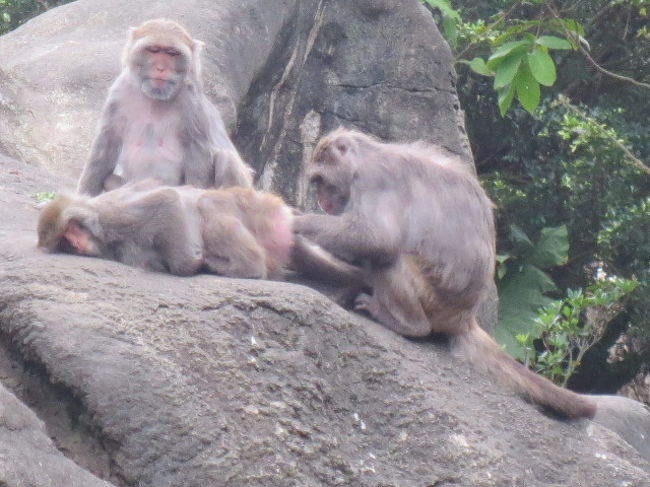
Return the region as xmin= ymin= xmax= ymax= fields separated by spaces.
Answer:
xmin=294 ymin=128 xmax=597 ymax=419
xmin=38 ymin=181 xmax=293 ymax=279
xmin=77 ymin=19 xmax=253 ymax=196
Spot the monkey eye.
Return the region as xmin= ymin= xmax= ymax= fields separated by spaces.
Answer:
xmin=335 ymin=142 xmax=347 ymax=154
xmin=146 ymin=46 xmax=161 ymax=54
xmin=309 ymin=174 xmax=324 ymax=185
xmin=165 ymin=48 xmax=180 ymax=56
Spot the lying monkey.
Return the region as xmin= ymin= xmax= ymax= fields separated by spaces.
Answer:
xmin=38 ymin=180 xmax=292 ymax=279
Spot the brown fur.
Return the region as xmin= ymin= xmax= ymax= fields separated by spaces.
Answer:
xmin=77 ymin=19 xmax=253 ymax=196
xmin=294 ymin=128 xmax=596 ymax=419
xmin=130 ymin=19 xmax=195 ymax=48
xmin=38 ymin=181 xmax=293 ymax=279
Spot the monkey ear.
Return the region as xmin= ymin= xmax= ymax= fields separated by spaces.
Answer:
xmin=190 ymin=39 xmax=205 ymax=82
xmin=121 ymin=27 xmax=138 ymax=67
xmin=334 ymin=139 xmax=350 ymax=157
xmin=193 ymin=39 xmax=205 ymax=53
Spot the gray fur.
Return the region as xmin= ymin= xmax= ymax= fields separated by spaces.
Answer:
xmin=40 ymin=182 xmax=292 ymax=279
xmin=77 ymin=20 xmax=253 ymax=196
xmin=294 ymin=128 xmax=597 ymax=419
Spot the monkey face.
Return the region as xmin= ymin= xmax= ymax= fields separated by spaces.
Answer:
xmin=61 ymin=221 xmax=101 ymax=256
xmin=135 ymin=43 xmax=189 ymax=101
xmin=309 ymin=173 xmax=350 ymax=215
xmin=309 ymin=134 xmax=357 ymax=215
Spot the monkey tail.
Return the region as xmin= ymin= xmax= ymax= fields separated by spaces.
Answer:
xmin=450 ymin=320 xmax=597 ymax=419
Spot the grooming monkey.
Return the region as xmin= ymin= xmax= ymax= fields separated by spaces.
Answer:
xmin=77 ymin=19 xmax=253 ymax=196
xmin=38 ymin=181 xmax=293 ymax=279
xmin=294 ymin=128 xmax=597 ymax=419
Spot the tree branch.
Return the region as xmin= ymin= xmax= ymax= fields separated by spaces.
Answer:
xmin=547 ymin=2 xmax=650 ymax=90
xmin=559 ymin=98 xmax=650 ymax=176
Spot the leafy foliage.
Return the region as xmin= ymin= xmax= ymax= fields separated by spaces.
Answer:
xmin=32 ymin=191 xmax=56 ymax=203
xmin=425 ymin=0 xmax=650 ymax=391
xmin=425 ymin=0 xmax=582 ymax=114
xmin=496 ymin=225 xmax=568 ymax=358
xmin=519 ymin=278 xmax=638 ymax=386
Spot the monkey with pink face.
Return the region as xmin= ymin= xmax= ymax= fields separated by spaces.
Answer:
xmin=38 ymin=181 xmax=293 ymax=280
xmin=77 ymin=19 xmax=253 ymax=196
xmin=293 ymin=128 xmax=598 ymax=419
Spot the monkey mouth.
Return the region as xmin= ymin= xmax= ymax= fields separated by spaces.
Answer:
xmin=141 ymin=78 xmax=179 ymax=101
xmin=150 ymin=77 xmax=171 ymax=86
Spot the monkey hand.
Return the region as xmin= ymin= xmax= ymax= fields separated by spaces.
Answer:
xmin=353 ymin=292 xmax=377 ymax=315
xmin=292 ymin=215 xmax=317 ymax=236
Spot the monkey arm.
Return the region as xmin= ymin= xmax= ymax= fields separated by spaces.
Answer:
xmin=293 ymin=212 xmax=400 ymax=266
xmin=182 ymin=100 xmax=254 ymax=189
xmin=213 ymin=150 xmax=254 ymax=189
xmin=97 ymin=189 xmax=203 ymax=275
xmin=151 ymin=197 xmax=204 ymax=277
xmin=210 ymin=110 xmax=253 ymax=188
xmin=181 ymin=137 xmax=214 ymax=188
xmin=77 ymin=124 xmax=123 ymax=196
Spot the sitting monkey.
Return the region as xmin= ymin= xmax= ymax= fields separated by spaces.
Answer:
xmin=293 ymin=128 xmax=597 ymax=419
xmin=77 ymin=19 xmax=253 ymax=195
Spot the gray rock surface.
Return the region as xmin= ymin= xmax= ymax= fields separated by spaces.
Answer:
xmin=0 ymin=156 xmax=648 ymax=486
xmin=0 ymin=381 xmax=113 ymax=487
xmin=0 ymin=1 xmax=649 ymax=486
xmin=0 ymin=0 xmax=471 ymax=206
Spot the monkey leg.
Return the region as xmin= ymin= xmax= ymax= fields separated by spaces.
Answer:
xmin=355 ymin=257 xmax=432 ymax=337
xmin=202 ymin=216 xmax=268 ymax=279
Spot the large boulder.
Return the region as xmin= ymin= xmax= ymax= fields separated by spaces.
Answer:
xmin=0 ymin=1 xmax=648 ymax=486
xmin=0 ymin=0 xmax=471 ymax=206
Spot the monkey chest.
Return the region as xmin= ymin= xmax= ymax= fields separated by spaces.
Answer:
xmin=119 ymin=119 xmax=185 ymax=178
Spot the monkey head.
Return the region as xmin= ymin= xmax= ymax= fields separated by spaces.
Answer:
xmin=37 ymin=196 xmax=102 ymax=256
xmin=308 ymin=128 xmax=363 ymax=215
xmin=125 ymin=19 xmax=202 ymax=101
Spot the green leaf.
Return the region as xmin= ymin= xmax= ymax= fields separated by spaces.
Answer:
xmin=492 ymin=21 xmax=542 ymax=46
xmin=422 ymin=0 xmax=460 ymax=20
xmin=497 ymin=83 xmax=515 ymax=116
xmin=528 ymin=225 xmax=569 ymax=268
xmin=514 ymin=62 xmax=541 ymax=114
xmin=487 ymin=39 xmax=531 ymax=68
xmin=560 ymin=19 xmax=585 ymax=37
xmin=33 ymin=191 xmax=56 ymax=203
xmin=536 ymin=35 xmax=572 ymax=50
xmin=527 ymin=47 xmax=556 ymax=86
xmin=465 ymin=57 xmax=493 ymax=76
xmin=510 ymin=224 xmax=534 ymax=249
xmin=442 ymin=15 xmax=458 ymax=48
xmin=495 ymin=265 xmax=558 ymax=358
xmin=494 ymin=53 xmax=523 ymax=89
